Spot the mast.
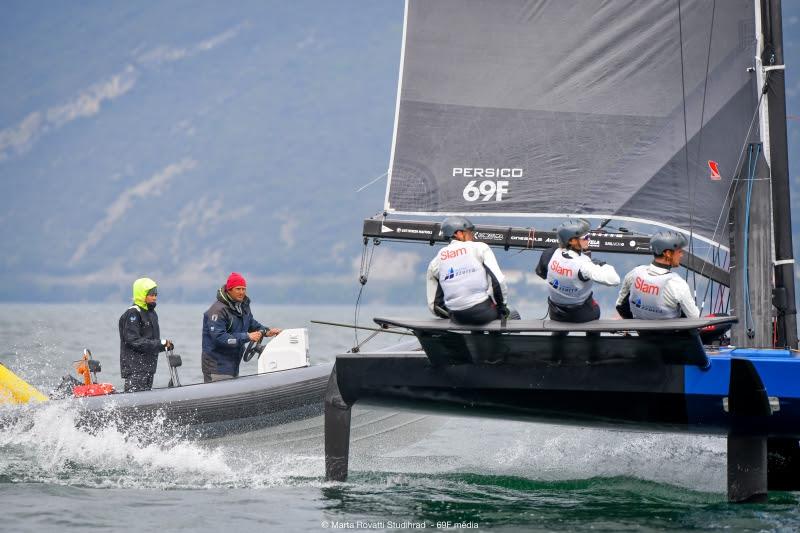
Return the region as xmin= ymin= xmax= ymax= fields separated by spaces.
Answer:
xmin=763 ymin=0 xmax=798 ymax=348
xmin=730 ymin=0 xmax=797 ymax=348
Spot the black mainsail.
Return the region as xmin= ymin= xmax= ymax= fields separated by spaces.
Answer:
xmin=385 ymin=0 xmax=757 ymax=249
xmin=366 ymin=0 xmax=797 ymax=347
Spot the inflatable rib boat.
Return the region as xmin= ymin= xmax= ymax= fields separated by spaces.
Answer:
xmin=1 ymin=329 xmax=332 ymax=438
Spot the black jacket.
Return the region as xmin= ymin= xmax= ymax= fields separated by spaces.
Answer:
xmin=119 ymin=305 xmax=164 ymax=378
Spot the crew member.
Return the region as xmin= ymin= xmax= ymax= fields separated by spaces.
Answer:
xmin=426 ymin=216 xmax=518 ymax=325
xmin=119 ymin=277 xmax=173 ymax=392
xmin=201 ymin=272 xmax=281 ymax=382
xmin=616 ymin=231 xmax=699 ymax=320
xmin=536 ymin=219 xmax=620 ymax=324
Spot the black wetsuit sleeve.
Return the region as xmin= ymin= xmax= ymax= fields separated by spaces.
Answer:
xmin=616 ymin=299 xmax=633 ymax=319
xmin=536 ymin=247 xmax=557 ymax=279
xmin=432 ymin=283 xmax=449 ymax=318
xmin=483 ymin=265 xmax=505 ymax=307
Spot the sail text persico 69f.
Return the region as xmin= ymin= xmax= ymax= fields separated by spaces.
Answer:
xmin=452 ymin=168 xmax=523 ymax=178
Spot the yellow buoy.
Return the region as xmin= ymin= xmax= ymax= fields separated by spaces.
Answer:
xmin=0 ymin=362 xmax=48 ymax=405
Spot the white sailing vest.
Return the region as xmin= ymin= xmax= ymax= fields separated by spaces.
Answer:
xmin=546 ymin=250 xmax=593 ymax=305
xmin=628 ymin=265 xmax=681 ymax=319
xmin=437 ymin=241 xmax=490 ymax=311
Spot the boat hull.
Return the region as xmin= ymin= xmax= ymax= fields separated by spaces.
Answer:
xmin=328 ymin=351 xmax=800 ymax=438
xmin=2 ymin=363 xmax=333 ymax=438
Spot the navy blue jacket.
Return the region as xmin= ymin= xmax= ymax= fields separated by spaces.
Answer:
xmin=201 ymin=288 xmax=266 ymax=377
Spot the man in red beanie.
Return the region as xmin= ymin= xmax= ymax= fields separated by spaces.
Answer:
xmin=201 ymin=272 xmax=281 ymax=382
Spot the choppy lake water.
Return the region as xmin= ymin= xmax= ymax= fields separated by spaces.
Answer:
xmin=1 ymin=304 xmax=798 ymax=532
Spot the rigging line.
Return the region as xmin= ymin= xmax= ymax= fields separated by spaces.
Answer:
xmin=357 ymin=240 xmax=376 ymax=346
xmin=676 ymin=0 xmax=699 ymax=301
xmin=695 ymin=88 xmax=766 ymax=281
xmin=348 ymin=329 xmax=382 ymax=354
xmin=700 ymin=244 xmax=716 ymax=314
xmin=693 ymin=0 xmax=717 ymax=305
xmin=724 ymin=289 xmax=731 ymax=315
xmin=715 ymin=250 xmax=729 ymax=313
xmin=693 ymin=0 xmax=717 ymax=196
xmin=702 ymin=87 xmax=765 ymax=247
xmin=353 ymin=238 xmax=377 ymax=350
xmin=355 ymin=171 xmax=388 ymax=193
xmin=717 ymin=248 xmax=728 ymax=311
xmin=311 ymin=320 xmax=414 ymax=336
xmin=711 ymin=246 xmax=721 ymax=311
xmin=511 ymin=228 xmax=536 ymax=257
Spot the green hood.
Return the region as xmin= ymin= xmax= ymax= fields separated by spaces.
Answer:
xmin=132 ymin=278 xmax=158 ymax=310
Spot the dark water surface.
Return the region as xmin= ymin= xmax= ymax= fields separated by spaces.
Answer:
xmin=1 ymin=304 xmax=798 ymax=532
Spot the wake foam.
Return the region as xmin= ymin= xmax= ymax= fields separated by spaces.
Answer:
xmin=0 ymin=401 xmax=325 ymax=489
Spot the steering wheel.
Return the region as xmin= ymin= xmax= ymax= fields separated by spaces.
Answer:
xmin=242 ymin=329 xmax=267 ymax=362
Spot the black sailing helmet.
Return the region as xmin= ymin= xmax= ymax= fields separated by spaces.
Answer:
xmin=441 ymin=216 xmax=475 ymax=239
xmin=650 ymin=231 xmax=688 ymax=256
xmin=556 ymin=218 xmax=591 ymax=247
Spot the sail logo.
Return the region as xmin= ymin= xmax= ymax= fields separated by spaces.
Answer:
xmin=462 ymin=180 xmax=509 ymax=202
xmin=442 ymin=265 xmax=477 ymax=281
xmin=549 ymin=278 xmax=578 ymax=293
xmin=454 ymin=168 xmax=517 ymax=202
xmin=440 ymin=247 xmax=467 ymax=261
xmin=634 ymin=277 xmax=660 ymax=295
xmin=632 ymin=297 xmax=662 ymax=313
xmin=708 ymin=160 xmax=721 ymax=180
xmin=453 ymin=168 xmax=522 ymax=178
xmin=549 ymin=260 xmax=573 ymax=278
xmin=475 ymin=232 xmax=504 ymax=240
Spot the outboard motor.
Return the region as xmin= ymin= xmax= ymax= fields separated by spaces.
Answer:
xmin=72 ymin=350 xmax=115 ymax=397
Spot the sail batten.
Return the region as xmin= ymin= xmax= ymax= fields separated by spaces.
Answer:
xmin=385 ymin=0 xmax=759 ymax=249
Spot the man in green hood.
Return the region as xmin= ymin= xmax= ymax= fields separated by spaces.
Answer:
xmin=119 ymin=277 xmax=173 ymax=392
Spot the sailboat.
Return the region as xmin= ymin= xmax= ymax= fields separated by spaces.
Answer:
xmin=323 ymin=0 xmax=799 ymax=503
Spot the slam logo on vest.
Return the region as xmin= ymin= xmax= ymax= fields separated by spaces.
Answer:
xmin=634 ymin=277 xmax=660 ymax=295
xmin=549 ymin=260 xmax=573 ymax=278
xmin=440 ymin=247 xmax=467 ymax=261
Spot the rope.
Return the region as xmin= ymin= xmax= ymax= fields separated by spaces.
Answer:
xmin=676 ymin=0 xmax=699 ymax=305
xmin=355 ymin=171 xmax=388 ymax=193
xmin=693 ymin=0 xmax=717 ymax=196
xmin=353 ymin=237 xmax=377 ymax=350
xmin=696 ymin=89 xmax=765 ymax=282
xmin=692 ymin=0 xmax=717 ymax=309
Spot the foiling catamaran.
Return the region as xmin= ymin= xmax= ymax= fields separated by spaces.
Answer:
xmin=324 ymin=0 xmax=799 ymax=502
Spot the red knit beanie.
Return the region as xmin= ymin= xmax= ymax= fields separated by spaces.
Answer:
xmin=225 ymin=272 xmax=247 ymax=290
